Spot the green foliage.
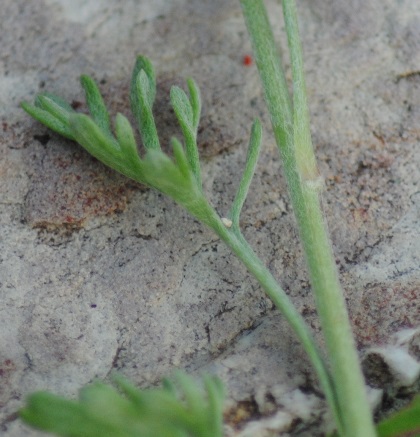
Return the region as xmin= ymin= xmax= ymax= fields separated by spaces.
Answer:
xmin=21 ymin=51 xmax=334 ymax=437
xmin=21 ymin=1 xmax=412 ymax=435
xmin=21 ymin=93 xmax=76 ymax=140
xmin=130 ymin=57 xmax=160 ymax=151
xmin=21 ymin=54 xmax=272 ymax=237
xmin=377 ymin=395 xmax=420 ymax=437
xmin=170 ymin=79 xmax=202 ymax=185
xmin=21 ymin=56 xmax=215 ymax=227
xmin=20 ymin=373 xmax=225 ymax=437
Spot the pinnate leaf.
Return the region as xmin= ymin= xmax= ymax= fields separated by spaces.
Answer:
xmin=20 ymin=373 xmax=225 ymax=437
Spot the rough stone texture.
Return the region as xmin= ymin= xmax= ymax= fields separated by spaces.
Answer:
xmin=0 ymin=0 xmax=419 ymax=436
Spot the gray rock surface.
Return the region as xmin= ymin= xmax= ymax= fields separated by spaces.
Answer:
xmin=0 ymin=0 xmax=419 ymax=435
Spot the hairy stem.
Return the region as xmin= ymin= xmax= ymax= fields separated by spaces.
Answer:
xmin=240 ymin=0 xmax=377 ymax=436
xmin=203 ymin=213 xmax=339 ymax=431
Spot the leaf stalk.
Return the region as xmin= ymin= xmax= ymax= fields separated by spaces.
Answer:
xmin=239 ymin=0 xmax=377 ymax=435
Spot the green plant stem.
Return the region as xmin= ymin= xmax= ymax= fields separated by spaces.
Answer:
xmin=200 ymin=210 xmax=340 ymax=433
xmin=240 ymin=1 xmax=376 ymax=436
